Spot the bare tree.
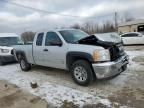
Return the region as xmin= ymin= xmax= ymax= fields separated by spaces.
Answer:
xmin=70 ymin=23 xmax=81 ymax=29
xmin=123 ymin=12 xmax=135 ymax=22
xmin=70 ymin=20 xmax=115 ymax=34
xmin=21 ymin=31 xmax=35 ymax=43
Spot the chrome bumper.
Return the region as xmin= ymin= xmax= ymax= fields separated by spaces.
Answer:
xmin=92 ymin=55 xmax=129 ymax=79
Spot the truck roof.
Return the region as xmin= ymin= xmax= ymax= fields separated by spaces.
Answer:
xmin=0 ymin=33 xmax=19 ymax=37
xmin=36 ymin=29 xmax=81 ymax=33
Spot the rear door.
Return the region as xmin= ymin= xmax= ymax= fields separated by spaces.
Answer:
xmin=33 ymin=32 xmax=45 ymax=65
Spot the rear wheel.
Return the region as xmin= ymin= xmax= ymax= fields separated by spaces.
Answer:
xmin=20 ymin=57 xmax=31 ymax=71
xmin=71 ymin=60 xmax=94 ymax=86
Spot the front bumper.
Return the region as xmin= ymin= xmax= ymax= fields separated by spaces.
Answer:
xmin=0 ymin=55 xmax=16 ymax=63
xmin=92 ymin=54 xmax=129 ymax=79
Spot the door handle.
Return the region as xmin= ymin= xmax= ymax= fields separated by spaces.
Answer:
xmin=43 ymin=49 xmax=48 ymax=51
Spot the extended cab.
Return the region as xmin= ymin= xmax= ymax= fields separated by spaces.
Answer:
xmin=14 ymin=29 xmax=129 ymax=86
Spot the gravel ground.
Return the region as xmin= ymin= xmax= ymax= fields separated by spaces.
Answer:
xmin=0 ymin=45 xmax=144 ymax=108
xmin=0 ymin=80 xmax=48 ymax=108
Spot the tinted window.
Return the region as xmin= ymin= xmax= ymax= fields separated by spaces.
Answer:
xmin=122 ymin=33 xmax=139 ymax=37
xmin=36 ymin=33 xmax=44 ymax=46
xmin=121 ymin=34 xmax=130 ymax=37
xmin=45 ymin=32 xmax=61 ymax=46
xmin=0 ymin=37 xmax=20 ymax=46
xmin=129 ymin=33 xmax=139 ymax=37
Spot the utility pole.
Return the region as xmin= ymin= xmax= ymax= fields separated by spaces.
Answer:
xmin=114 ymin=12 xmax=118 ymax=32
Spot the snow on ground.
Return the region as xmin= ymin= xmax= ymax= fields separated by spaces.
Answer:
xmin=108 ymin=51 xmax=144 ymax=91
xmin=126 ymin=51 xmax=144 ymax=71
xmin=0 ymin=64 xmax=111 ymax=107
xmin=126 ymin=51 xmax=144 ymax=63
xmin=108 ymin=51 xmax=144 ymax=86
xmin=31 ymin=82 xmax=111 ymax=107
xmin=0 ymin=50 xmax=143 ymax=107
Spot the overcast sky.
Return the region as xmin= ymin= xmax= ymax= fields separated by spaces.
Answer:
xmin=0 ymin=0 xmax=144 ymax=34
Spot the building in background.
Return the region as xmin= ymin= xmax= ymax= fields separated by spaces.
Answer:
xmin=118 ymin=19 xmax=144 ymax=34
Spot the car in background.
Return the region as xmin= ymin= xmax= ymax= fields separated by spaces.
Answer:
xmin=120 ymin=32 xmax=144 ymax=45
xmin=0 ymin=33 xmax=21 ymax=65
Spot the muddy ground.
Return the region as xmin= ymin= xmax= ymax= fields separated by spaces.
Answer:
xmin=0 ymin=80 xmax=48 ymax=108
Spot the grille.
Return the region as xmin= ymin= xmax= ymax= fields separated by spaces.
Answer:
xmin=109 ymin=44 xmax=125 ymax=61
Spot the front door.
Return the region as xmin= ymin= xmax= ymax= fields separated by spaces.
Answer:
xmin=42 ymin=32 xmax=67 ymax=69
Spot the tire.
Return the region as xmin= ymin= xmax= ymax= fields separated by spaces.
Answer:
xmin=19 ymin=57 xmax=31 ymax=71
xmin=70 ymin=60 xmax=94 ymax=86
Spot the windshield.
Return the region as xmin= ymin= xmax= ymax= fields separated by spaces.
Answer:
xmin=0 ymin=37 xmax=20 ymax=46
xmin=95 ymin=32 xmax=122 ymax=43
xmin=59 ymin=30 xmax=88 ymax=43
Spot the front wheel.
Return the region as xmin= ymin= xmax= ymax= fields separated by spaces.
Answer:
xmin=71 ymin=60 xmax=94 ymax=86
xmin=20 ymin=58 xmax=31 ymax=71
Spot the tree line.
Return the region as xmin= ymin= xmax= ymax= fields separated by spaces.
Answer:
xmin=21 ymin=12 xmax=135 ymax=42
xmin=70 ymin=21 xmax=116 ymax=34
xmin=21 ymin=20 xmax=116 ymax=43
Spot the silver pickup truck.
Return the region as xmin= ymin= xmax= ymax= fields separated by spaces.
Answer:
xmin=14 ymin=29 xmax=129 ymax=86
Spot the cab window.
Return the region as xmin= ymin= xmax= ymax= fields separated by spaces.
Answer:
xmin=36 ymin=33 xmax=44 ymax=46
xmin=45 ymin=32 xmax=62 ymax=46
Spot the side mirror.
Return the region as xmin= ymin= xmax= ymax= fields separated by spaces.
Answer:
xmin=50 ymin=41 xmax=62 ymax=47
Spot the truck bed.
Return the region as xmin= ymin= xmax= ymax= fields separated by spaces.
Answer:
xmin=14 ymin=44 xmax=34 ymax=64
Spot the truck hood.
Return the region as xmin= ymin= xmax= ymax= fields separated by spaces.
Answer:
xmin=94 ymin=34 xmax=122 ymax=43
xmin=78 ymin=35 xmax=122 ymax=49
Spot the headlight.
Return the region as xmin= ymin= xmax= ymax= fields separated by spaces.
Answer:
xmin=93 ymin=49 xmax=110 ymax=62
xmin=0 ymin=49 xmax=10 ymax=53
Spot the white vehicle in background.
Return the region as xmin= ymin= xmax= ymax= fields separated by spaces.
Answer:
xmin=0 ymin=33 xmax=20 ymax=65
xmin=120 ymin=32 xmax=144 ymax=45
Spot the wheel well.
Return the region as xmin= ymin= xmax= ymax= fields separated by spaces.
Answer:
xmin=68 ymin=56 xmax=90 ymax=69
xmin=16 ymin=51 xmax=26 ymax=61
xmin=67 ymin=56 xmax=96 ymax=79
